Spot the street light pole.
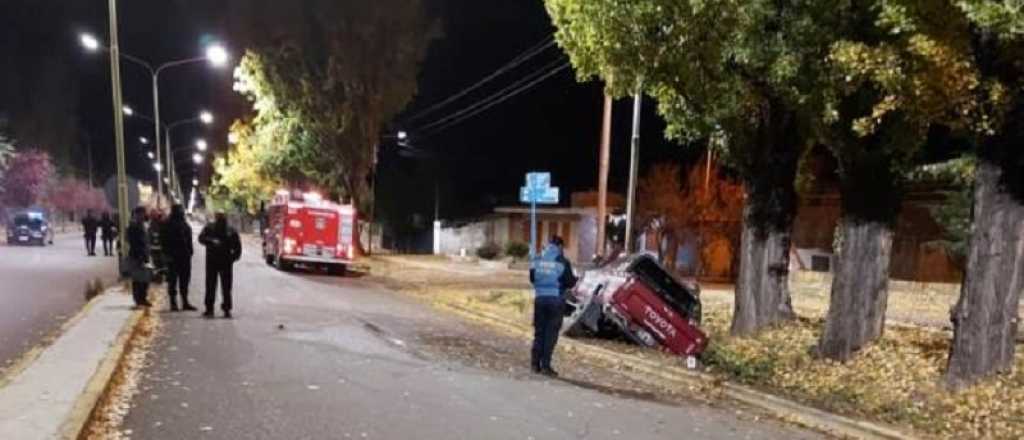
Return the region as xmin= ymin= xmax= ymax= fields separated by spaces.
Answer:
xmin=107 ymin=0 xmax=130 ymax=258
xmin=151 ymin=75 xmax=163 ymax=207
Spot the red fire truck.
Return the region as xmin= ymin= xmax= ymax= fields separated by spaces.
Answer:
xmin=262 ymin=190 xmax=358 ymax=274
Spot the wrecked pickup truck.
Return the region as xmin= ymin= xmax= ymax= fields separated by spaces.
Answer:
xmin=562 ymin=253 xmax=708 ymax=361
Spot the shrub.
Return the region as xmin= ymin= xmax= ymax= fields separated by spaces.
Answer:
xmin=505 ymin=242 xmax=530 ymax=260
xmin=476 ymin=242 xmax=502 ymax=260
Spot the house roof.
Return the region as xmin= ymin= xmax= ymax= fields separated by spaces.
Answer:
xmin=494 ymin=206 xmax=594 ymax=216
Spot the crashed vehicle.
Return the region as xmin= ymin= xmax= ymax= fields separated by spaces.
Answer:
xmin=563 ymin=253 xmax=708 ymax=360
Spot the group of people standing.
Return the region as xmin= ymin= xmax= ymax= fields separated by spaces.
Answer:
xmin=80 ymin=211 xmax=117 ymax=256
xmin=108 ymin=204 xmax=242 ymax=319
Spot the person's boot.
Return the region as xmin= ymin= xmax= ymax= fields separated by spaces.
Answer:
xmin=540 ymin=367 xmax=559 ymax=378
xmin=182 ymin=301 xmax=197 ymax=312
xmin=202 ymin=309 xmax=214 ymax=318
xmin=223 ymin=310 xmax=232 ymax=319
xmin=169 ymin=298 xmax=179 ymax=312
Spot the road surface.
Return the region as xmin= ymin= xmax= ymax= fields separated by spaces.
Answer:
xmin=122 ymin=243 xmax=824 ymax=439
xmin=0 ymin=232 xmax=116 ymax=371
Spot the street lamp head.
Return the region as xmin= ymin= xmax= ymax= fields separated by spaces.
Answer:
xmin=122 ymin=106 xmax=134 ymax=116
xmin=398 ymin=131 xmax=408 ymax=141
xmin=80 ymin=33 xmax=100 ymax=52
xmin=193 ymin=153 xmax=204 ymax=164
xmin=153 ymin=163 xmax=163 ymax=172
xmin=147 ymin=152 xmax=155 ymax=160
xmin=195 ymin=139 xmax=208 ymax=151
xmin=192 ymin=179 xmax=199 ymax=186
xmin=139 ymin=136 xmax=149 ymax=145
xmin=199 ymin=111 xmax=214 ymax=125
xmin=206 ymin=45 xmax=229 ymax=67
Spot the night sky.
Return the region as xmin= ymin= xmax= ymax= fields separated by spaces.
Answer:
xmin=0 ymin=0 xmax=702 ymax=227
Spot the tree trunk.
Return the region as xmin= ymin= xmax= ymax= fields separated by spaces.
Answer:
xmin=818 ymin=219 xmax=893 ymax=360
xmin=945 ymin=159 xmax=1024 ymax=388
xmin=729 ymin=102 xmax=800 ymax=337
xmin=731 ymin=206 xmax=797 ymax=335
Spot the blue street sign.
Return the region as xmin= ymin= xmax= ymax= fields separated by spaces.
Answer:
xmin=521 ymin=172 xmax=560 ymax=259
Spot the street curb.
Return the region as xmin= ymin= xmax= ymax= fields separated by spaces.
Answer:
xmin=59 ymin=293 xmax=145 ymax=440
xmin=438 ymin=302 xmax=918 ymax=440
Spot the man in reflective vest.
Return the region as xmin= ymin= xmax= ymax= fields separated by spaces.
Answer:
xmin=529 ymin=236 xmax=577 ymax=376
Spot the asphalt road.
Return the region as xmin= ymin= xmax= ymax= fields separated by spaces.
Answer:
xmin=0 ymin=232 xmax=116 ymax=370
xmin=122 ymin=244 xmax=824 ymax=440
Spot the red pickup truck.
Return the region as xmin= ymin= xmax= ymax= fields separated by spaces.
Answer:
xmin=564 ymin=254 xmax=708 ymax=359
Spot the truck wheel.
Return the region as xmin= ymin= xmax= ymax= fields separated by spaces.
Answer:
xmin=328 ymin=264 xmax=347 ymax=276
xmin=275 ymin=255 xmax=293 ymax=272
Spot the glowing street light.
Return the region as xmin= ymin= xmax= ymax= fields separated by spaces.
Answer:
xmin=398 ymin=131 xmax=408 ymax=141
xmin=199 ymin=110 xmax=214 ymax=125
xmin=139 ymin=136 xmax=149 ymax=145
xmin=195 ymin=139 xmax=208 ymax=151
xmin=192 ymin=178 xmax=199 ymax=186
xmin=228 ymin=132 xmax=239 ymax=144
xmin=122 ymin=105 xmax=134 ymax=116
xmin=192 ymin=153 xmax=204 ymax=164
xmin=153 ymin=163 xmax=163 ymax=172
xmin=79 ymin=33 xmax=100 ymax=51
xmin=206 ymin=45 xmax=229 ymax=67
xmin=147 ymin=152 xmax=155 ymax=160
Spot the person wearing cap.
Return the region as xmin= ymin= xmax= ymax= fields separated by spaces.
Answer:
xmin=528 ymin=235 xmax=578 ymax=377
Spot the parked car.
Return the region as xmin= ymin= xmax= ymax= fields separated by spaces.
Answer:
xmin=6 ymin=211 xmax=55 ymax=246
xmin=563 ymin=253 xmax=708 ymax=361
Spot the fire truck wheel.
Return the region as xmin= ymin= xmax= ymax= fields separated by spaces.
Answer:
xmin=274 ymin=254 xmax=293 ymax=272
xmin=264 ymin=254 xmax=274 ymax=266
xmin=328 ymin=264 xmax=347 ymax=276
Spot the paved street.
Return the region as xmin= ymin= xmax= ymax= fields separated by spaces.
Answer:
xmin=122 ymin=243 xmax=823 ymax=439
xmin=0 ymin=232 xmax=116 ymax=370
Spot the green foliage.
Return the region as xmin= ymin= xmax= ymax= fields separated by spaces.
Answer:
xmin=476 ymin=242 xmax=502 ymax=260
xmin=504 ymin=242 xmax=530 ymax=260
xmin=223 ymin=0 xmax=439 ymax=212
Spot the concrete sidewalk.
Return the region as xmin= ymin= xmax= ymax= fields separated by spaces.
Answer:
xmin=0 ymin=287 xmax=139 ymax=440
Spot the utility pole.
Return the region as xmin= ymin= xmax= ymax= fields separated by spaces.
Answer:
xmin=596 ymin=93 xmax=612 ymax=258
xmin=624 ymin=91 xmax=642 ymax=253
xmin=152 ymin=75 xmax=163 ymax=208
xmin=108 ymin=0 xmax=130 ymax=260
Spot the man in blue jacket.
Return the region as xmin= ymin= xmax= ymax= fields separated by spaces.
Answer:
xmin=529 ymin=236 xmax=578 ymax=376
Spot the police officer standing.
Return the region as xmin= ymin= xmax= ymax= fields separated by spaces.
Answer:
xmin=161 ymin=204 xmax=196 ymax=312
xmin=81 ymin=210 xmax=99 ymax=256
xmin=529 ymin=236 xmax=578 ymax=377
xmin=198 ymin=212 xmax=242 ymax=319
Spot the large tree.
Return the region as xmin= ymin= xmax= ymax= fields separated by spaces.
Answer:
xmin=227 ymin=0 xmax=438 ymax=212
xmin=813 ymin=1 xmax=982 ymax=360
xmin=944 ymin=0 xmax=1024 ymax=388
xmin=545 ymin=0 xmax=842 ymax=335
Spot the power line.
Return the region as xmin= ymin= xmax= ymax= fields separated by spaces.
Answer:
xmin=418 ymin=60 xmax=571 ymax=137
xmin=404 ymin=37 xmax=556 ymax=123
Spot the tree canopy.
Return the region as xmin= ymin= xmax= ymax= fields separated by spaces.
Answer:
xmin=217 ymin=0 xmax=439 ymax=213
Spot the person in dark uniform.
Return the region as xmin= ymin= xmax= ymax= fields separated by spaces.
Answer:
xmin=198 ymin=212 xmax=242 ymax=319
xmin=127 ymin=207 xmax=152 ymax=308
xmin=99 ymin=212 xmax=116 ymax=256
xmin=81 ymin=210 xmax=99 ymax=256
xmin=161 ymin=204 xmax=196 ymax=312
xmin=528 ymin=235 xmax=578 ymax=376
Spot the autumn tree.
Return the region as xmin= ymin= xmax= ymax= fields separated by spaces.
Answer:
xmin=545 ymin=0 xmax=846 ymax=335
xmin=944 ymin=0 xmax=1024 ymax=388
xmin=227 ymin=0 xmax=438 ymax=212
xmin=0 ymin=149 xmax=55 ymax=208
xmin=207 ymin=121 xmax=281 ymax=215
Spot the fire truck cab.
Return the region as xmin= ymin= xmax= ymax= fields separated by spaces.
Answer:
xmin=262 ymin=190 xmax=357 ymax=274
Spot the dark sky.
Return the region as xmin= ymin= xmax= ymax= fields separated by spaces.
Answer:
xmin=0 ymin=0 xmax=699 ymax=224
